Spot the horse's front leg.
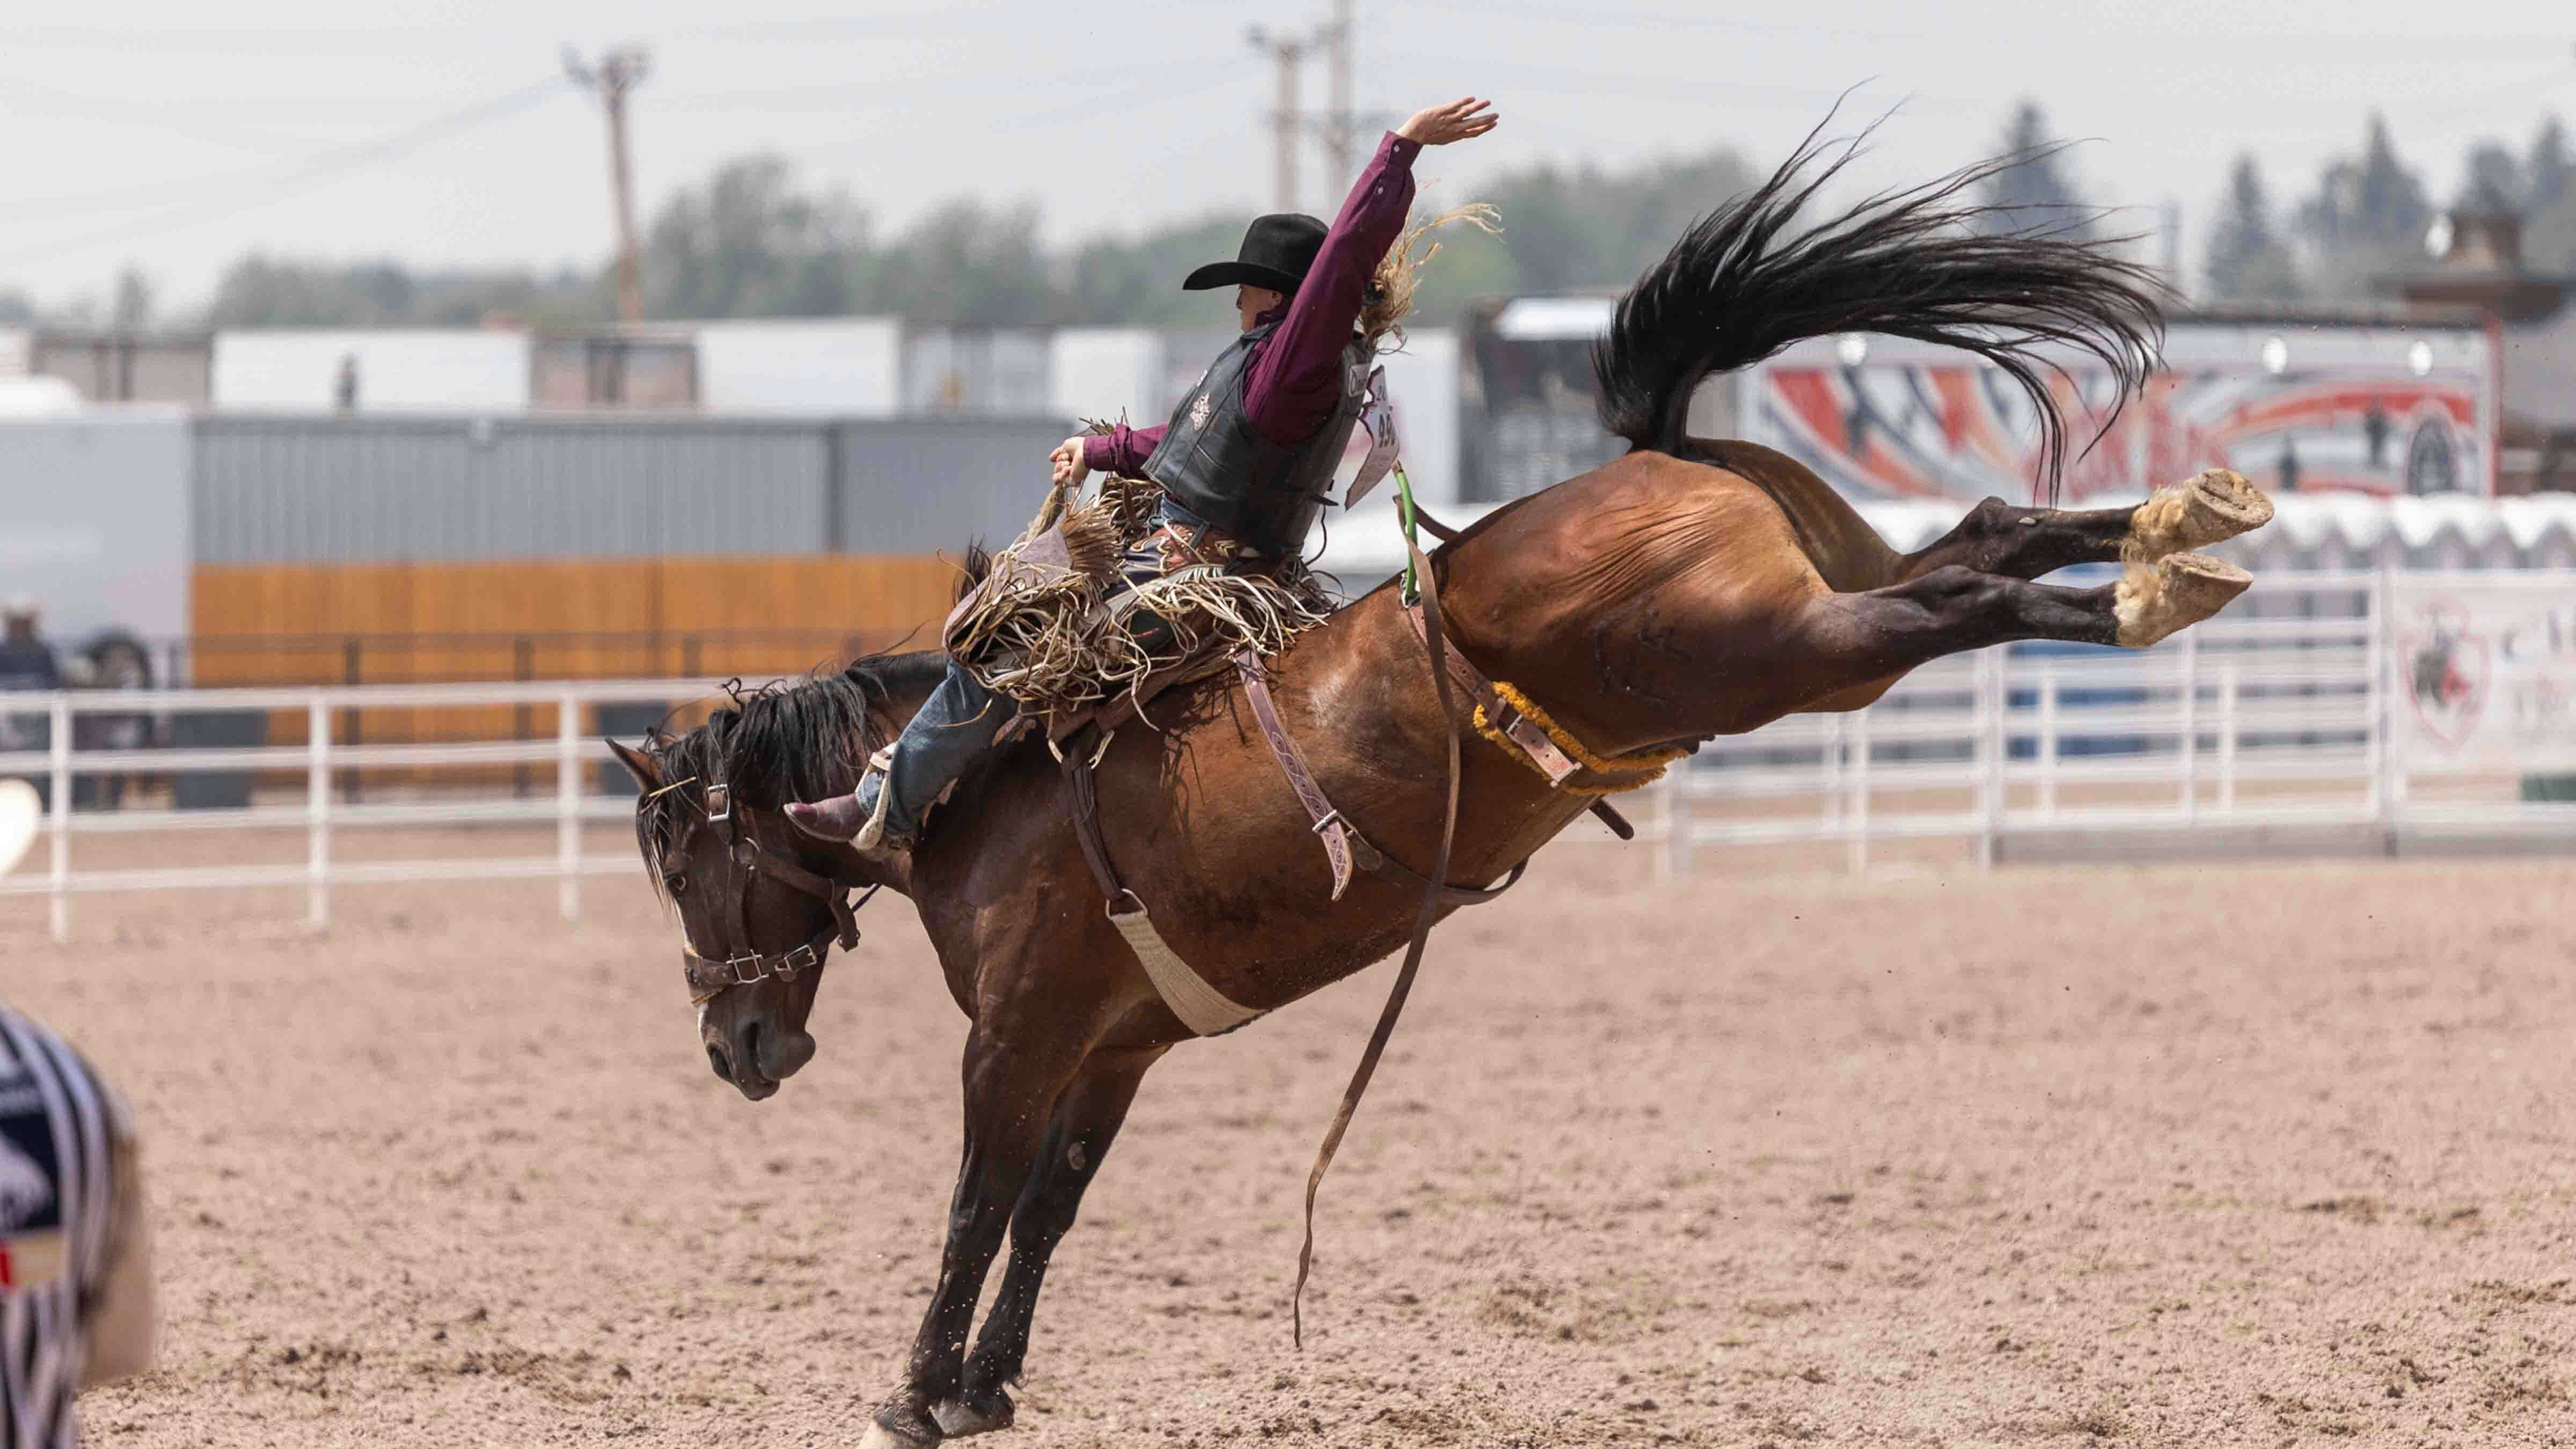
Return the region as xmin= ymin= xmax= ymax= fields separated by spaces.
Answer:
xmin=865 ymin=1019 xmax=1095 ymax=1448
xmin=947 ymin=1043 xmax=1167 ymax=1431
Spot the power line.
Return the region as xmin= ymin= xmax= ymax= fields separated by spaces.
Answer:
xmin=0 ymin=77 xmax=568 ymax=271
xmin=1372 ymin=57 xmax=1988 ymax=116
xmin=0 ymin=72 xmax=327 ymax=158
xmin=1396 ymin=1 xmax=1930 ymax=41
xmin=0 ymin=24 xmax=499 ymax=57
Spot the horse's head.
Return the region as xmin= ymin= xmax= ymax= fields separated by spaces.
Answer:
xmin=611 ymin=726 xmax=870 ymax=1103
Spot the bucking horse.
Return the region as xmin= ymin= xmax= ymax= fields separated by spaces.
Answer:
xmin=607 ymin=132 xmax=2274 ymax=1445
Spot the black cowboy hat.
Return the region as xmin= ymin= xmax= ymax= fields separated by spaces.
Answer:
xmin=1182 ymin=212 xmax=1329 ymax=293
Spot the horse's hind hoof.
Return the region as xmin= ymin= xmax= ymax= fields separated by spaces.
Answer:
xmin=860 ymin=1400 xmax=945 ymax=1448
xmin=2129 ymin=469 xmax=2273 ymax=559
xmin=933 ymin=1388 xmax=1016 ymax=1437
xmin=2115 ymin=552 xmax=2252 ymax=648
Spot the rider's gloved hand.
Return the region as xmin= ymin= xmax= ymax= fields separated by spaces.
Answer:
xmin=1050 ymin=437 xmax=1091 ymax=486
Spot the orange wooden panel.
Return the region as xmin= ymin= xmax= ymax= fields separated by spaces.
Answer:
xmin=189 ymin=557 xmax=956 ymax=718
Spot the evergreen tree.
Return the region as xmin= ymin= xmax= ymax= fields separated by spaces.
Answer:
xmin=1976 ymin=99 xmax=2094 ymax=239
xmin=2527 ymin=115 xmax=2575 ymax=272
xmin=2204 ymin=155 xmax=2303 ymax=302
xmin=109 ymin=267 xmax=153 ymax=333
xmin=2295 ymin=113 xmax=2434 ymax=299
xmin=2455 ymin=140 xmax=2526 ymax=212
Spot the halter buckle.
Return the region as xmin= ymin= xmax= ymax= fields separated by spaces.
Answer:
xmin=704 ymin=783 xmax=733 ymax=824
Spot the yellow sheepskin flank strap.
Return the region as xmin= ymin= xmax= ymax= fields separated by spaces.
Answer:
xmin=1470 ymin=682 xmax=1690 ymax=796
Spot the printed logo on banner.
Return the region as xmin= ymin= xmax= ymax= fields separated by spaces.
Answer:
xmin=2403 ymin=602 xmax=2490 ymax=753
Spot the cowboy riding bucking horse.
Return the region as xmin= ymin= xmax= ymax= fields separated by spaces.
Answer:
xmin=785 ymin=96 xmax=1503 ymax=858
xmin=616 ymin=91 xmax=2279 ymax=1446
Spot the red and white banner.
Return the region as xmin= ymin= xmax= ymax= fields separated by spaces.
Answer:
xmin=2394 ymin=576 xmax=2576 ymax=774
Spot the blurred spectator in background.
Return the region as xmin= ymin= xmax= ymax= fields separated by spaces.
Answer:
xmin=1 ymin=1002 xmax=157 ymax=1446
xmin=0 ymin=599 xmax=61 ymax=776
xmin=0 ymin=600 xmax=58 ymax=693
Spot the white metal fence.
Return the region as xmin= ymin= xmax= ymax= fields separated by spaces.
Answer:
xmin=4 ymin=573 xmax=2572 ymax=940
xmin=0 ymin=679 xmax=691 ymax=942
xmin=1642 ymin=568 xmax=2576 ymax=875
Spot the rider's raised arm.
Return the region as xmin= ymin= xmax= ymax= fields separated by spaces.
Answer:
xmin=1082 ymin=421 xmax=1167 ymax=478
xmin=1240 ymin=130 xmax=1421 ymax=444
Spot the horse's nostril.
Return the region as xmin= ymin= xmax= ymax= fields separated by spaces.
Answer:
xmin=707 ymin=1043 xmax=731 ymax=1081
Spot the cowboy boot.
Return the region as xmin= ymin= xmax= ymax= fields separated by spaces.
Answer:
xmin=786 ymin=745 xmax=901 ymax=849
xmin=787 ymin=663 xmax=1020 ymax=853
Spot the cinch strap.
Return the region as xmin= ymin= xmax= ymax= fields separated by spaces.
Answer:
xmin=1105 ymin=894 xmax=1260 ymax=1036
xmin=1062 ymin=753 xmax=1264 ymax=1038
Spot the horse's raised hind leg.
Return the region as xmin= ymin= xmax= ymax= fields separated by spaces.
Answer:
xmin=1896 ymin=496 xmax=2141 ymax=581
xmin=1897 ymin=470 xmax=2272 ymax=583
xmin=943 ymin=1044 xmax=1167 ymax=1434
xmin=864 ymin=1020 xmax=1098 ymax=1448
xmin=1789 ymin=552 xmax=2251 ymax=706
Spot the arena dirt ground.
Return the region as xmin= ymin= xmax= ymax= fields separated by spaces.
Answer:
xmin=10 ymin=842 xmax=2575 ymax=1447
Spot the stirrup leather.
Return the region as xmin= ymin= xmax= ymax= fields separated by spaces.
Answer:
xmin=850 ymin=745 xmax=899 ymax=850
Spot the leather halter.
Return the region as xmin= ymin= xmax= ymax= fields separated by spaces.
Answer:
xmin=663 ymin=780 xmax=877 ymax=1005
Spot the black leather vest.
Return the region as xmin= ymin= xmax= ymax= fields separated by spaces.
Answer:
xmin=1143 ymin=323 xmax=1371 ymax=560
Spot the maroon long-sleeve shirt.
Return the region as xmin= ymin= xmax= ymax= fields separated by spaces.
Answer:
xmin=1084 ymin=130 xmax=1421 ymax=477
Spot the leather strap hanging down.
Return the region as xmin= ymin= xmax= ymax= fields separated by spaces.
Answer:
xmin=1235 ymin=651 xmax=1525 ymax=908
xmin=1293 ymin=537 xmax=1462 ymax=1346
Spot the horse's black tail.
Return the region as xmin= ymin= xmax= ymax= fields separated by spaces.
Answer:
xmin=1592 ymin=117 xmax=2168 ymax=503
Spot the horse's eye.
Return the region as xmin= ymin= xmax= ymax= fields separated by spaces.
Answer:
xmin=664 ymin=874 xmax=687 ymax=896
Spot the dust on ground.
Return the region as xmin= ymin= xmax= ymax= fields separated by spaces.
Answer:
xmin=11 ymin=844 xmax=2574 ymax=1446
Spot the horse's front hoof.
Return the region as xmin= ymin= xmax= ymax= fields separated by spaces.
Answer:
xmin=2115 ymin=552 xmax=2252 ymax=648
xmin=2129 ymin=468 xmax=2273 ymax=559
xmin=933 ymin=1387 xmax=1016 ymax=1437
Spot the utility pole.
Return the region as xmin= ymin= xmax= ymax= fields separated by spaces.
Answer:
xmin=564 ymin=43 xmax=652 ymax=324
xmin=1246 ymin=27 xmax=1311 ymax=213
xmin=1322 ymin=0 xmax=1355 ymax=184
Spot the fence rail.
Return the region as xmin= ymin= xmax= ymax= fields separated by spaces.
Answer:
xmin=6 ymin=572 xmax=2574 ymax=940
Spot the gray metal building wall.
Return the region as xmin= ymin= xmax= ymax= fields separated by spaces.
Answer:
xmin=832 ymin=418 xmax=1069 ymax=553
xmin=0 ymin=414 xmax=192 ymax=640
xmin=192 ymin=414 xmax=1070 ymax=564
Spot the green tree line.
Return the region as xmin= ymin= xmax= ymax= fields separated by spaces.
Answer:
xmin=19 ymin=102 xmax=2571 ymax=332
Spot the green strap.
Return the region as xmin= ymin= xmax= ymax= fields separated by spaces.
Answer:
xmin=1394 ymin=462 xmax=1421 ymax=605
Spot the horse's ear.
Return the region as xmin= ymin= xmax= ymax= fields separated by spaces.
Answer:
xmin=605 ymin=737 xmax=661 ymax=792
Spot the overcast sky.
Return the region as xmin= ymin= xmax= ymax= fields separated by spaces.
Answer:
xmin=4 ymin=0 xmax=2571 ymax=315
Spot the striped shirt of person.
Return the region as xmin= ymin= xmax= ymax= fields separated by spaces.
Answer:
xmin=2 ymin=1006 xmax=155 ymax=1449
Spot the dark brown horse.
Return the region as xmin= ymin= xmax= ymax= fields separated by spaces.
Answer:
xmin=609 ymin=136 xmax=2271 ymax=1446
